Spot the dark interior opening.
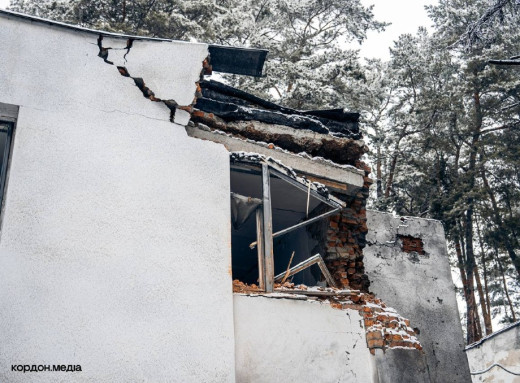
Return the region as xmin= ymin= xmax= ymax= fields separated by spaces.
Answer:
xmin=230 ymin=164 xmax=329 ymax=286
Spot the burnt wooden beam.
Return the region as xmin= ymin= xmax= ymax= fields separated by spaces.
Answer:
xmin=195 ymin=97 xmax=330 ymax=134
xmin=200 ymin=80 xmax=359 ymax=123
xmin=197 ymin=80 xmax=361 ymax=138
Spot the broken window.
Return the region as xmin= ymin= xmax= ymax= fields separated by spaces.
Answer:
xmin=0 ymin=103 xmax=17 ymax=220
xmin=0 ymin=121 xmax=13 ymax=209
xmin=230 ymin=152 xmax=344 ymax=292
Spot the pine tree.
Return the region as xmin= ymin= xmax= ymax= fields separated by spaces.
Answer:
xmin=370 ymin=0 xmax=520 ymax=342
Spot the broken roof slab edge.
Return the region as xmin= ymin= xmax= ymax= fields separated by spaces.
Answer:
xmin=187 ymin=125 xmax=365 ymax=195
xmin=0 ymin=9 xmax=267 ymax=77
xmin=230 ymin=151 xmax=346 ymax=209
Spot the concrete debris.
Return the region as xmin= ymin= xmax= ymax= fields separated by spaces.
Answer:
xmin=192 ymin=115 xmax=367 ymax=166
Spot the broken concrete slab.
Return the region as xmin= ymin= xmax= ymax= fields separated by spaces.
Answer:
xmin=187 ymin=125 xmax=365 ymax=192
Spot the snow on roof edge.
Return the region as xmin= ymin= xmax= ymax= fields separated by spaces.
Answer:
xmin=464 ymin=320 xmax=520 ymax=351
xmin=0 ymin=8 xmax=175 ymax=42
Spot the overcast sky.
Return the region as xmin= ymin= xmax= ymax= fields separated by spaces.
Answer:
xmin=358 ymin=0 xmax=436 ymax=60
xmin=0 ymin=0 xmax=437 ymax=61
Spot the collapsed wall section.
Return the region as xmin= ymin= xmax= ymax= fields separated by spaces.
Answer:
xmin=233 ymin=288 xmax=428 ymax=382
xmin=187 ymin=79 xmax=374 ymax=291
xmin=325 ymin=161 xmax=373 ymax=291
xmin=184 ymin=37 xmax=467 ymax=383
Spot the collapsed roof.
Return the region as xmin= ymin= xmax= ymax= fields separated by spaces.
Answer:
xmin=0 ymin=9 xmax=366 ymax=168
xmin=196 ymin=80 xmax=360 ymax=139
xmin=191 ymin=80 xmax=366 ymax=166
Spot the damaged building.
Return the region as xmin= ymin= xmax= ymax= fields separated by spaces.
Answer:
xmin=0 ymin=9 xmax=471 ymax=383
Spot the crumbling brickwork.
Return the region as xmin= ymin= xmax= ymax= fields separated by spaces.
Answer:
xmin=399 ymin=235 xmax=426 ymax=255
xmin=331 ymin=293 xmax=422 ymax=355
xmin=325 ymin=161 xmax=373 ymax=292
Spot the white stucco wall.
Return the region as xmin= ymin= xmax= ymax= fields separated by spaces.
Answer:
xmin=466 ymin=322 xmax=520 ymax=383
xmin=233 ymin=294 xmax=376 ymax=383
xmin=0 ymin=13 xmax=235 ymax=382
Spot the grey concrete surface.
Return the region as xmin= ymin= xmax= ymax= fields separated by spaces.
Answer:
xmin=363 ymin=210 xmax=471 ymax=383
xmin=374 ymin=348 xmax=430 ymax=383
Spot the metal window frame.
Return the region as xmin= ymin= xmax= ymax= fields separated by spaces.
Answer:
xmin=274 ymin=254 xmax=337 ymax=288
xmin=0 ymin=102 xmax=18 ymax=231
xmin=0 ymin=121 xmax=14 ymax=212
xmin=231 ymin=159 xmax=341 ymax=292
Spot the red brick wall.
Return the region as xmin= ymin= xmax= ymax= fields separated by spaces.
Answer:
xmin=399 ymin=235 xmax=425 ymax=255
xmin=325 ymin=161 xmax=372 ymax=292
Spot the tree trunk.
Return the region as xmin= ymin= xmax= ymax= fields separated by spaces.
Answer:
xmin=455 ymin=237 xmax=469 ymax=302
xmin=384 ymin=132 xmax=406 ymax=198
xmin=473 ymin=266 xmax=487 ymax=336
xmin=476 ymin=218 xmax=493 ymax=334
xmin=457 ymin=226 xmax=480 ymax=343
xmin=384 ymin=153 xmax=398 ymax=198
xmin=480 ymin=168 xmax=520 ymax=279
xmin=376 ymin=145 xmax=383 ymax=199
xmin=482 ymin=256 xmax=492 ymax=330
xmin=494 ymin=247 xmax=517 ymax=322
xmin=464 ymin=86 xmax=483 ymax=344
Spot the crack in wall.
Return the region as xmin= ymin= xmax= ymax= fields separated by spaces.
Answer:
xmin=123 ymin=38 xmax=134 ymax=63
xmin=96 ymin=35 xmax=187 ymax=122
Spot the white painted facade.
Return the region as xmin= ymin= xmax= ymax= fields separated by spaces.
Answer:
xmin=233 ymin=294 xmax=376 ymax=383
xmin=466 ymin=322 xmax=520 ymax=383
xmin=0 ymin=13 xmax=235 ymax=383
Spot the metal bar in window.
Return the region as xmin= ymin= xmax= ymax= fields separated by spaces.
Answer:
xmin=272 ymin=207 xmax=340 ymax=241
xmin=317 ymin=257 xmax=337 ymax=288
xmin=274 ymin=253 xmax=337 ymax=288
xmin=255 ymin=207 xmax=266 ymax=291
xmin=249 ymin=207 xmax=340 ymax=249
xmin=262 ymin=163 xmax=275 ymax=293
